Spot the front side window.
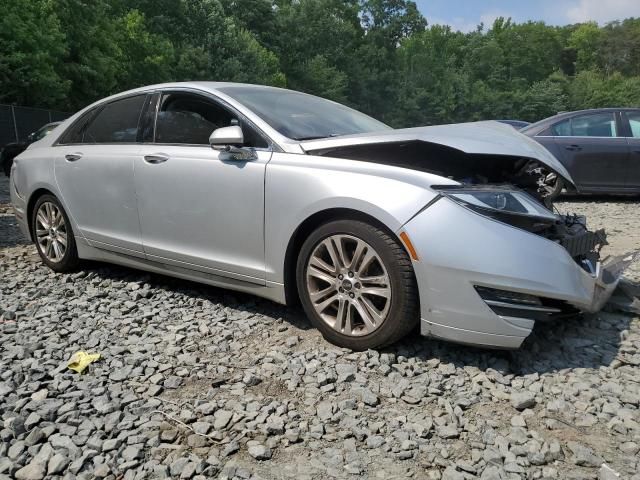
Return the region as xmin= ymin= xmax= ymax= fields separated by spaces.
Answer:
xmin=552 ymin=112 xmax=618 ymax=137
xmin=155 ymin=92 xmax=268 ymax=148
xmin=624 ymin=111 xmax=640 ymax=138
xmin=83 ymin=94 xmax=147 ymax=143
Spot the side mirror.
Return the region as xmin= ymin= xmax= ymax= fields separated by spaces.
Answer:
xmin=209 ymin=126 xmax=244 ymax=149
xmin=209 ymin=125 xmax=257 ymax=162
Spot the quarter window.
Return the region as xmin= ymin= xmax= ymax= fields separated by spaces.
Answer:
xmin=154 ymin=92 xmax=268 ymax=148
xmin=58 ymin=109 xmax=98 ymax=144
xmin=83 ymin=95 xmax=147 ymax=143
xmin=551 ymin=113 xmax=618 ymax=137
xmin=624 ymin=111 xmax=640 ymax=138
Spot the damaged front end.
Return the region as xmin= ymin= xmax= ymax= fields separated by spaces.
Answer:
xmin=306 ymin=140 xmax=565 ymax=204
xmin=304 ymin=125 xmax=637 ymax=317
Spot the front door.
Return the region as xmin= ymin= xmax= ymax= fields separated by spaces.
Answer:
xmin=134 ymin=90 xmax=272 ymax=283
xmin=54 ymin=94 xmax=150 ymax=257
xmin=549 ymin=111 xmax=629 ymax=191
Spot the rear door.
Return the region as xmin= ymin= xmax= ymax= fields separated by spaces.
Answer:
xmin=547 ymin=111 xmax=629 ymax=191
xmin=621 ymin=110 xmax=640 ymax=189
xmin=54 ymin=94 xmax=152 ymax=257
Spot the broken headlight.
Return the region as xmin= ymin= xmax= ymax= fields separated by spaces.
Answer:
xmin=435 ymin=186 xmax=558 ymax=231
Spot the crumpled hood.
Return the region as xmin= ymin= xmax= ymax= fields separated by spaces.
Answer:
xmin=300 ymin=121 xmax=574 ymax=185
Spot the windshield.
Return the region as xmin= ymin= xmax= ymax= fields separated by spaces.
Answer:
xmin=217 ymin=86 xmax=391 ymax=140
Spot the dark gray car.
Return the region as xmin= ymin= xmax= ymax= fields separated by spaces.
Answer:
xmin=521 ymin=108 xmax=640 ymax=198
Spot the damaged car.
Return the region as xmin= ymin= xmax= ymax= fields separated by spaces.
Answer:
xmin=10 ymin=82 xmax=637 ymax=350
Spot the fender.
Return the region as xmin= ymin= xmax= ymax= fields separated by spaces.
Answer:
xmin=264 ymin=152 xmax=453 ymax=284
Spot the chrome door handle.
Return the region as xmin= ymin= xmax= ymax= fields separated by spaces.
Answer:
xmin=144 ymin=154 xmax=169 ymax=164
xmin=65 ymin=153 xmax=83 ymax=162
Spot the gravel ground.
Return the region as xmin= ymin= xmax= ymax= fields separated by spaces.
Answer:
xmin=1 ymin=176 xmax=639 ymax=480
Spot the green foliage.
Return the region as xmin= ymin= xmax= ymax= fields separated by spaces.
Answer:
xmin=1 ymin=0 xmax=639 ymax=126
xmin=0 ymin=0 xmax=68 ymax=106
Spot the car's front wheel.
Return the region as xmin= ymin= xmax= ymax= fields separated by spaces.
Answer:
xmin=31 ymin=194 xmax=80 ymax=272
xmin=296 ymin=219 xmax=419 ymax=351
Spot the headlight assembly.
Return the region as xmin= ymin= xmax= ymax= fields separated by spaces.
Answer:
xmin=433 ymin=186 xmax=558 ymax=231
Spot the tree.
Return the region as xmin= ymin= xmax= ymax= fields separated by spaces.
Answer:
xmin=0 ymin=0 xmax=68 ymax=107
xmin=2 ymin=1 xmax=640 ymax=125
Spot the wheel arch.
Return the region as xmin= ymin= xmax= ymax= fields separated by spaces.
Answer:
xmin=26 ymin=188 xmax=57 ymax=241
xmin=282 ymin=207 xmax=410 ymax=306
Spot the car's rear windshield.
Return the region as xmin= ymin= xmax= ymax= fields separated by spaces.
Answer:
xmin=217 ymin=86 xmax=391 ymax=141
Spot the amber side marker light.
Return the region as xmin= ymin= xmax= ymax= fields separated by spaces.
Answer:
xmin=399 ymin=232 xmax=419 ymax=261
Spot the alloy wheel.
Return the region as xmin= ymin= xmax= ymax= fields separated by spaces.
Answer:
xmin=35 ymin=201 xmax=68 ymax=262
xmin=305 ymin=234 xmax=392 ymax=336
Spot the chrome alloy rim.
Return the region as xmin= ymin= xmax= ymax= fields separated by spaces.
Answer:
xmin=305 ymin=234 xmax=391 ymax=336
xmin=35 ymin=202 xmax=68 ymax=262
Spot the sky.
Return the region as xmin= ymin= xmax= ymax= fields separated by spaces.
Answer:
xmin=415 ymin=0 xmax=640 ymax=32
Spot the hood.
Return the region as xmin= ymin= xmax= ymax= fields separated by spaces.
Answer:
xmin=300 ymin=121 xmax=574 ymax=185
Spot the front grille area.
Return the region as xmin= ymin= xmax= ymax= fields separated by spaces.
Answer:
xmin=560 ymin=228 xmax=607 ymax=258
xmin=475 ymin=286 xmax=580 ymax=324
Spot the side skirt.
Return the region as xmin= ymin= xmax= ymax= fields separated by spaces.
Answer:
xmin=75 ymin=237 xmax=287 ymax=305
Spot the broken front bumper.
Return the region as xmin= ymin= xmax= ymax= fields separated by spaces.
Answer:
xmin=401 ymin=197 xmax=637 ymax=349
xmin=580 ymin=251 xmax=640 ymax=313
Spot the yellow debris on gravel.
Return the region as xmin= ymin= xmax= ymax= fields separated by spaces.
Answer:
xmin=67 ymin=351 xmax=101 ymax=373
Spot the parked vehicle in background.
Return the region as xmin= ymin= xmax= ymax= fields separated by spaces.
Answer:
xmin=497 ymin=120 xmax=530 ymax=130
xmin=521 ymin=109 xmax=640 ymax=199
xmin=9 ymin=83 xmax=635 ymax=351
xmin=1 ymin=122 xmax=61 ymax=176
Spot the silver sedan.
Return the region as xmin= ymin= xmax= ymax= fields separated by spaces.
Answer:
xmin=9 ymin=82 xmax=635 ymax=350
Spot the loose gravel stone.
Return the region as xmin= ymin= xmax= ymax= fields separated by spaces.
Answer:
xmin=248 ymin=443 xmax=272 ymax=460
xmin=511 ymin=391 xmax=536 ymax=410
xmin=1 ymin=176 xmax=639 ymax=479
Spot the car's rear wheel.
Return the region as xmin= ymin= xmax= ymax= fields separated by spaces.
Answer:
xmin=296 ymin=219 xmax=419 ymax=350
xmin=31 ymin=194 xmax=79 ymax=272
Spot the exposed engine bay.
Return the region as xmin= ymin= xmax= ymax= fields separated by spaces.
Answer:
xmin=310 ymin=140 xmax=559 ymax=203
xmin=311 ymin=140 xmax=608 ymax=273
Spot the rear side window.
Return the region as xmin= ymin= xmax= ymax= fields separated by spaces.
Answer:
xmin=624 ymin=111 xmax=640 ymax=138
xmin=551 ymin=112 xmax=618 ymax=137
xmin=83 ymin=95 xmax=147 ymax=143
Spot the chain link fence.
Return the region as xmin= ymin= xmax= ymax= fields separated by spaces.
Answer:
xmin=0 ymin=104 xmax=71 ymax=147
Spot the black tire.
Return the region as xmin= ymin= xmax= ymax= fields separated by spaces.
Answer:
xmin=31 ymin=194 xmax=80 ymax=272
xmin=296 ymin=219 xmax=419 ymax=351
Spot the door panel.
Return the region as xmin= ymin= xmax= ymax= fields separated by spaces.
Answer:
xmin=54 ymin=144 xmax=144 ymax=256
xmin=553 ymin=137 xmax=629 ymax=190
xmin=134 ymin=145 xmax=270 ymax=282
xmin=626 ymin=139 xmax=640 ymax=189
xmin=53 ymin=94 xmax=149 ymax=256
xmin=623 ymin=111 xmax=640 ymax=189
